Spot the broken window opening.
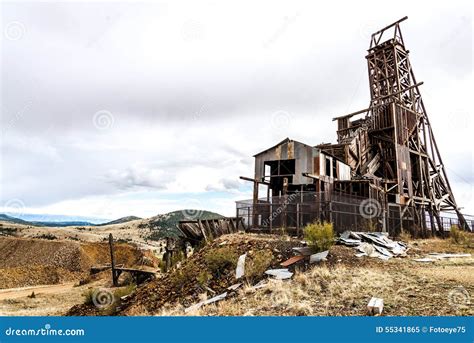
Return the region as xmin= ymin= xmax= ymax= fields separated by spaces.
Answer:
xmin=325 ymin=157 xmax=331 ymax=177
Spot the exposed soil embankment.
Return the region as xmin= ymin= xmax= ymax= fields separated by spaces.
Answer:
xmin=0 ymin=237 xmax=149 ymax=289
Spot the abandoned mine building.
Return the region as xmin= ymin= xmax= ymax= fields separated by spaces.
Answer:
xmin=237 ymin=17 xmax=473 ymax=237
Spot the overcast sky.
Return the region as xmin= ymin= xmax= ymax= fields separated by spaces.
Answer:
xmin=0 ymin=0 xmax=472 ymax=220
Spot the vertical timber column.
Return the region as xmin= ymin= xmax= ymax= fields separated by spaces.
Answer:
xmin=252 ymin=181 xmax=259 ymax=228
xmin=283 ymin=177 xmax=288 ymax=229
xmin=108 ymin=233 xmax=118 ymax=287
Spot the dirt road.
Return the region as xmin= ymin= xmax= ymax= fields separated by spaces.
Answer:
xmin=0 ymin=282 xmax=76 ymax=301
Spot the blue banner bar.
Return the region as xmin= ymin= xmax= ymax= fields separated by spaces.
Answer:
xmin=0 ymin=316 xmax=472 ymax=343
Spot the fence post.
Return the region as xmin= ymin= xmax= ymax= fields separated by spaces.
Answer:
xmin=270 ymin=203 xmax=273 ymax=234
xmin=329 ymin=200 xmax=333 ymax=224
xmin=296 ymin=203 xmax=300 ymax=236
xmin=247 ymin=207 xmax=251 ymax=230
xmin=382 ymin=207 xmax=387 ymax=233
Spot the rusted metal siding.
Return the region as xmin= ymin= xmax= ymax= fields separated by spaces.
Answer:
xmin=254 ymin=139 xmax=352 ymax=186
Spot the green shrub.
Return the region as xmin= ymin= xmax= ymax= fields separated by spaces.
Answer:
xmin=304 ymin=221 xmax=335 ymax=253
xmin=159 ymin=259 xmax=166 ymax=273
xmin=82 ymin=289 xmax=95 ymax=305
xmin=204 ymin=247 xmax=237 ymax=277
xmin=196 ymin=271 xmax=212 ymax=286
xmin=113 ymin=284 xmax=136 ymax=299
xmin=170 ymin=269 xmax=189 ymax=288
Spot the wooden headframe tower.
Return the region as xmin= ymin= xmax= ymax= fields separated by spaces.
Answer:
xmin=333 ymin=17 xmax=467 ymax=233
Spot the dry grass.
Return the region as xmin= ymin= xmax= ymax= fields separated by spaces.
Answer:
xmin=192 ymin=266 xmax=398 ymax=316
xmin=183 ymin=262 xmax=473 ymax=316
xmin=131 ymin=234 xmax=474 ymax=317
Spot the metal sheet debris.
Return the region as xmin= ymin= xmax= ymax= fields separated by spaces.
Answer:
xmin=340 ymin=231 xmax=351 ymax=239
xmin=235 ymin=253 xmax=247 ymax=279
xmin=357 ymin=242 xmax=376 ymax=256
xmin=338 ymin=238 xmax=361 ymax=246
xmin=184 ymin=292 xmax=228 ymax=313
xmin=292 ymin=246 xmax=313 ymax=256
xmin=374 ymin=245 xmax=393 ymax=258
xmin=205 ymin=286 xmax=216 ymax=294
xmin=428 ymin=253 xmax=471 ymax=259
xmin=280 ymin=255 xmax=305 ymax=267
xmin=338 ymin=231 xmax=408 ymax=259
xmin=265 ymin=268 xmax=293 ymax=280
xmin=413 ymin=258 xmax=435 ymax=262
xmin=250 ymin=280 xmax=268 ymax=290
xmin=309 ymin=250 xmax=329 ymax=263
xmin=227 ymin=283 xmax=242 ymax=291
xmin=367 ymin=297 xmax=384 ymax=315
xmin=413 ymin=253 xmax=471 ymax=262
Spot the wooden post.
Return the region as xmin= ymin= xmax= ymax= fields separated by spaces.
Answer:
xmin=252 ymin=181 xmax=259 ymax=228
xmin=296 ymin=203 xmax=300 ymax=236
xmin=108 ymin=233 xmax=118 ymax=287
xmin=269 ymin=203 xmax=273 ymax=234
xmin=198 ymin=219 xmax=208 ymax=242
xmin=283 ymin=178 xmax=288 ymax=230
xmin=164 ymin=237 xmax=174 ymax=272
xmin=247 ymin=207 xmax=251 ymax=229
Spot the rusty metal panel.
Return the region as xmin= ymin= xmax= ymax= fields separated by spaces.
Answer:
xmin=288 ymin=141 xmax=294 ymax=159
xmin=280 ymin=255 xmax=305 ymax=267
xmin=313 ymin=149 xmax=320 ymax=176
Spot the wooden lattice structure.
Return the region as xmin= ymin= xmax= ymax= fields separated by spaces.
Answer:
xmin=329 ymin=17 xmax=467 ymax=233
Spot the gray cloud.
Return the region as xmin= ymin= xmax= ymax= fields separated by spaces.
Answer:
xmin=1 ymin=1 xmax=472 ymax=216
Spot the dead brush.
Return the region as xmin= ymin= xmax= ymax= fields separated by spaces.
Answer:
xmin=450 ymin=225 xmax=472 ymax=247
xmin=245 ymin=249 xmax=273 ymax=283
xmin=398 ymin=229 xmax=412 ymax=243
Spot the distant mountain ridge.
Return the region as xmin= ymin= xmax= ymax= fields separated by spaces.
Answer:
xmin=0 ymin=213 xmax=139 ymax=227
xmin=0 ymin=214 xmax=33 ymax=226
xmin=97 ymin=216 xmax=142 ymax=226
xmin=0 ymin=211 xmax=223 ymax=234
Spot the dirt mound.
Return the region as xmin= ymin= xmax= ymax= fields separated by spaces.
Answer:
xmin=114 ymin=233 xmax=299 ymax=315
xmin=0 ymin=237 xmax=150 ymax=289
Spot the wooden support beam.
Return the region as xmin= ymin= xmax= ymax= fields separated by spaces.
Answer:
xmin=239 ymin=176 xmax=270 ymax=186
xmin=108 ymin=233 xmax=118 ymax=287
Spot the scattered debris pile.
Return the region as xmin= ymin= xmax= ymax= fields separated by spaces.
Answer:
xmin=113 ymin=233 xmax=299 ymax=316
xmin=337 ymin=231 xmax=408 ymax=260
